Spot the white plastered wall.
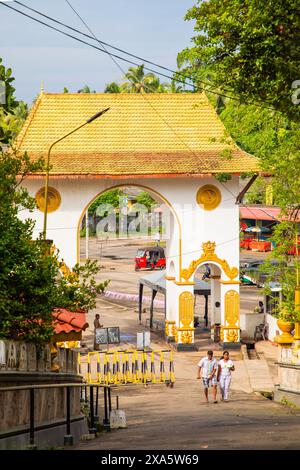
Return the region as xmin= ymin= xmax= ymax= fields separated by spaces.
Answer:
xmin=21 ymin=175 xmax=240 ymax=343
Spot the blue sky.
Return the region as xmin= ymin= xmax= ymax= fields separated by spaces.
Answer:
xmin=0 ymin=0 xmax=195 ymax=103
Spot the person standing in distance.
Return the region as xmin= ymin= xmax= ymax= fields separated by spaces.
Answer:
xmin=197 ymin=350 xmax=218 ymax=403
xmin=217 ymin=351 xmax=235 ymax=402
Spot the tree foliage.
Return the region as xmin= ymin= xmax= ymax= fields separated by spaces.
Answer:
xmin=0 ymin=58 xmax=28 ymax=143
xmin=135 ymin=191 xmax=156 ymax=209
xmin=219 ymin=100 xmax=300 ymax=216
xmin=0 ymin=148 xmax=108 ymax=344
xmin=104 ymin=65 xmax=185 ymax=94
xmin=179 ymin=0 xmax=300 ymax=121
xmin=263 ymin=222 xmax=300 ymax=321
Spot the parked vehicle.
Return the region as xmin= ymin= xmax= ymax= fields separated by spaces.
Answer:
xmin=135 ymin=246 xmax=166 ymax=271
xmin=240 ymin=259 xmax=286 ymax=286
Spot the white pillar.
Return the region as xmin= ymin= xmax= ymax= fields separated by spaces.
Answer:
xmin=220 ymin=282 xmax=240 ymax=344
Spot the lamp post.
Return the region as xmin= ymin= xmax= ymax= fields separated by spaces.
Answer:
xmin=42 ymin=107 xmax=110 ymax=240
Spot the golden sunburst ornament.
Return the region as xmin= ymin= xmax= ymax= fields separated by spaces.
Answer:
xmin=36 ymin=186 xmax=61 ymax=213
xmin=196 ymin=185 xmax=221 ymax=211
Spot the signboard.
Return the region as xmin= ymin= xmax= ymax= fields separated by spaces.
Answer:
xmin=95 ymin=327 xmax=120 ymax=345
xmin=137 ymin=331 xmax=151 ymax=349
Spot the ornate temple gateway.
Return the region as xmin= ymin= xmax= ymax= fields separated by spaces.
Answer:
xmin=16 ymin=92 xmax=260 ymax=349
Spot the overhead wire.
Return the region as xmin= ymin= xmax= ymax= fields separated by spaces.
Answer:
xmin=3 ymin=1 xmax=284 ymax=260
xmin=2 ymin=1 xmax=278 ymax=109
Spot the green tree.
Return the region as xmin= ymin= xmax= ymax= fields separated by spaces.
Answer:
xmin=88 ymin=189 xmax=124 ymax=214
xmin=77 ymin=85 xmax=96 ymax=93
xmin=0 ymin=149 xmax=57 ymax=344
xmin=219 ymin=100 xmax=300 ymax=216
xmin=104 ymin=65 xmax=172 ymax=94
xmin=0 ymin=148 xmax=108 ymax=345
xmin=263 ymin=222 xmax=300 ymax=321
xmin=104 ymin=82 xmax=122 ymax=93
xmin=0 ymin=58 xmax=28 ymax=143
xmin=135 ymin=191 xmax=156 ymax=209
xmin=179 ymin=0 xmax=300 ymax=121
xmin=122 ymin=65 xmax=161 ymax=93
xmin=0 ymin=57 xmax=18 ymax=113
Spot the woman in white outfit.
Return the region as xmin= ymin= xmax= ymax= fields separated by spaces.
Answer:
xmin=217 ymin=351 xmax=235 ymax=402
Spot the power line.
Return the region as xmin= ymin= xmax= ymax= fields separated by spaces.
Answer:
xmin=63 ymin=0 xmax=206 ymax=164
xmin=15 ymin=0 xmax=200 ymax=89
xmin=3 ymin=2 xmax=192 ymax=89
xmin=2 ymin=1 xmax=271 ymax=174
xmin=5 ymin=1 xmax=281 ymax=237
xmin=61 ymin=2 xmax=278 ymax=229
xmin=3 ymin=1 xmax=276 ymax=109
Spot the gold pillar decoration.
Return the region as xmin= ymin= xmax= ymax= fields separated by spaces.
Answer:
xmin=165 ymin=320 xmax=176 ymax=337
xmin=265 ymin=184 xmax=273 ymax=205
xmin=179 ymin=292 xmax=194 ymax=328
xmin=196 ymin=184 xmax=221 ymax=211
xmin=177 ymin=291 xmax=195 ymax=344
xmin=172 ymin=325 xmax=178 ymax=343
xmin=36 ymin=186 xmax=61 ymax=213
xmin=180 ymin=330 xmax=193 ymax=344
xmin=181 ymin=241 xmax=238 ymax=281
xmin=224 ymin=290 xmax=240 ymax=343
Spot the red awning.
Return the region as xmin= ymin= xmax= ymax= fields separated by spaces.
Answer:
xmin=240 ymin=206 xmax=280 ymax=221
xmin=240 ymin=206 xmax=300 ymax=222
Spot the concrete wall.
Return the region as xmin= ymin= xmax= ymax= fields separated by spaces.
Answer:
xmin=0 ymin=340 xmax=87 ymax=449
xmin=240 ymin=312 xmax=265 ymax=339
xmin=274 ymin=363 xmax=300 ymax=408
xmin=266 ymin=314 xmax=280 ymax=342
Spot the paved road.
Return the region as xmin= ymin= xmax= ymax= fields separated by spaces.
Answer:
xmin=75 ymin=350 xmax=300 ymax=450
xmin=77 ymin=239 xmax=299 ymax=450
xmin=81 ymin=237 xmax=268 ymax=264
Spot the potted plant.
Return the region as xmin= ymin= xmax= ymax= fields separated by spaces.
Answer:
xmin=275 ymin=302 xmax=297 ymax=344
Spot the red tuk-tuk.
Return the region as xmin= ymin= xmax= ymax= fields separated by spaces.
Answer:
xmin=135 ymin=246 xmax=166 ymax=271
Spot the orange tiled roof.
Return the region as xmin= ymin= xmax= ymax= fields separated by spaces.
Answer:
xmin=52 ymin=308 xmax=89 ymax=335
xmin=16 ymin=92 xmax=260 ymax=176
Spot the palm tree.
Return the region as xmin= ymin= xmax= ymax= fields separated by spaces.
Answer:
xmin=104 ymin=82 xmax=122 ymax=93
xmin=102 ymin=65 xmax=186 ymax=94
xmin=77 ymin=85 xmax=96 ymax=93
xmin=162 ymin=79 xmax=184 ymax=93
xmin=121 ymin=65 xmax=161 ymax=93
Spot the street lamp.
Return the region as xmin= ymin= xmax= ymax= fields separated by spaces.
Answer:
xmin=42 ymin=107 xmax=110 ymax=239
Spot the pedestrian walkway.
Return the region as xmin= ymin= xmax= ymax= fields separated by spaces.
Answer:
xmin=74 ymin=348 xmax=300 ymax=450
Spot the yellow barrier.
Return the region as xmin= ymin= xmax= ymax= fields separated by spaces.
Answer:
xmin=78 ymin=349 xmax=175 ymax=385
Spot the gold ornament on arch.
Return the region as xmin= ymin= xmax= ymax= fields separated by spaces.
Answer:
xmin=181 ymin=241 xmax=238 ymax=281
xmin=196 ymin=184 xmax=221 ymax=211
xmin=36 ymin=186 xmax=61 ymax=213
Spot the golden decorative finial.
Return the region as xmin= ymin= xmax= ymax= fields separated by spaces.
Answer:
xmin=40 ymin=81 xmax=44 ymax=94
xmin=202 ymin=241 xmax=216 ymax=256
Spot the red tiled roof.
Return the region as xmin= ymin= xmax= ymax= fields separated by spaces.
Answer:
xmin=52 ymin=308 xmax=89 ymax=335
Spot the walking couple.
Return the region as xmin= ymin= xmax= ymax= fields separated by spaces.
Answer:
xmin=197 ymin=350 xmax=235 ymax=403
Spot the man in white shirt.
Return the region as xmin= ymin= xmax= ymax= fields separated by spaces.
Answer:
xmin=197 ymin=350 xmax=218 ymax=403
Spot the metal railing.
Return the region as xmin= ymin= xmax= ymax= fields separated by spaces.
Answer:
xmin=78 ymin=349 xmax=175 ymax=385
xmin=0 ymin=383 xmax=112 ymax=449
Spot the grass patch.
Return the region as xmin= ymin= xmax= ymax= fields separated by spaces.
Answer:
xmin=280 ymin=396 xmax=300 ymax=410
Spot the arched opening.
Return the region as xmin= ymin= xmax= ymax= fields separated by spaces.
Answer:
xmin=168 ymin=261 xmax=176 ymax=278
xmin=193 ymin=262 xmax=221 ymax=334
xmin=76 ymin=184 xmax=181 ymax=341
